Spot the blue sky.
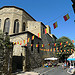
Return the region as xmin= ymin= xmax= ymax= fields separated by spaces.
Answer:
xmin=0 ymin=0 xmax=75 ymax=44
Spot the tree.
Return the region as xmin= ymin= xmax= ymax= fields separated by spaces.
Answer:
xmin=0 ymin=30 xmax=12 ymax=75
xmin=56 ymin=36 xmax=74 ymax=62
xmin=56 ymin=36 xmax=74 ymax=53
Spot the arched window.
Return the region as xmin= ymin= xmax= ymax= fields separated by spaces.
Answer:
xmin=0 ymin=19 xmax=1 ymax=28
xmin=22 ymin=22 xmax=25 ymax=31
xmin=13 ymin=19 xmax=19 ymax=33
xmin=3 ymin=18 xmax=10 ymax=34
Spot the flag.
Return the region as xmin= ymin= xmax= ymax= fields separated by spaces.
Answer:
xmin=61 ymin=50 xmax=62 ymax=52
xmin=20 ymin=43 xmax=22 ymax=45
xmin=15 ymin=42 xmax=17 ymax=45
xmin=57 ymin=50 xmax=59 ymax=52
xmin=38 ymin=33 xmax=40 ymax=38
xmin=27 ymin=38 xmax=30 ymax=42
xmin=64 ymin=45 xmax=66 ymax=47
xmin=31 ymin=44 xmax=33 ymax=47
xmin=64 ymin=50 xmax=66 ymax=52
xmin=57 ymin=53 xmax=58 ymax=54
xmin=44 ymin=49 xmax=45 ymax=51
xmin=72 ymin=40 xmax=74 ymax=43
xmin=42 ymin=44 xmax=44 ymax=47
xmin=53 ymin=22 xmax=58 ymax=29
xmin=69 ymin=43 xmax=71 ymax=45
xmin=32 ymin=35 xmax=34 ymax=40
xmin=17 ymin=41 xmax=19 ymax=44
xmin=50 ymin=48 xmax=52 ymax=52
xmin=13 ymin=42 xmax=14 ymax=45
xmin=23 ymin=40 xmax=25 ymax=44
xmin=56 ymin=47 xmax=58 ymax=50
xmin=25 ymin=44 xmax=27 ymax=46
xmin=46 ymin=49 xmax=49 ymax=51
xmin=54 ymin=48 xmax=55 ymax=52
xmin=60 ymin=42 xmax=62 ymax=46
xmin=66 ymin=41 xmax=68 ymax=44
xmin=45 ymin=28 xmax=48 ymax=34
xmin=48 ymin=44 xmax=50 ymax=46
xmin=47 ymin=49 xmax=50 ymax=51
xmin=54 ymin=43 xmax=56 ymax=46
xmin=36 ymin=44 xmax=38 ymax=47
xmin=63 ymin=14 xmax=70 ymax=21
xmin=40 ymin=48 xmax=43 ymax=51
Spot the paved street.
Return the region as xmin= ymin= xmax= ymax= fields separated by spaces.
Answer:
xmin=40 ymin=66 xmax=70 ymax=75
xmin=16 ymin=64 xmax=72 ymax=75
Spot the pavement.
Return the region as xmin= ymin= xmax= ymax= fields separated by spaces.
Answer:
xmin=13 ymin=63 xmax=66 ymax=75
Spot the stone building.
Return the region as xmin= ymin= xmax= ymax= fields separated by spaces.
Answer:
xmin=0 ymin=6 xmax=57 ymax=72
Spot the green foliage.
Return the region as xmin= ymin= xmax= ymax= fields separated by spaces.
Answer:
xmin=56 ymin=36 xmax=74 ymax=55
xmin=0 ymin=30 xmax=11 ymax=48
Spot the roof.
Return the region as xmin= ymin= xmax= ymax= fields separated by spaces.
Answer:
xmin=52 ymin=34 xmax=57 ymax=39
xmin=10 ymin=31 xmax=42 ymax=40
xmin=41 ymin=22 xmax=46 ymax=28
xmin=0 ymin=6 xmax=36 ymax=21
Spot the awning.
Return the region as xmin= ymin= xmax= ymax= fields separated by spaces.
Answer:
xmin=68 ymin=53 xmax=75 ymax=59
xmin=67 ymin=58 xmax=75 ymax=61
xmin=67 ymin=52 xmax=75 ymax=61
xmin=44 ymin=57 xmax=58 ymax=60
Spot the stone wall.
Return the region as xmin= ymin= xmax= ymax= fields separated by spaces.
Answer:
xmin=0 ymin=7 xmax=35 ymax=35
xmin=25 ymin=33 xmax=43 ymax=71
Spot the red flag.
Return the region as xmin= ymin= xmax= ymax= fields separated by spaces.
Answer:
xmin=54 ymin=48 xmax=55 ymax=52
xmin=38 ymin=33 xmax=40 ymax=38
xmin=32 ymin=35 xmax=34 ymax=40
xmin=53 ymin=22 xmax=58 ymax=29
xmin=23 ymin=40 xmax=25 ymax=44
xmin=42 ymin=44 xmax=44 ymax=47
xmin=54 ymin=43 xmax=56 ymax=46
xmin=36 ymin=44 xmax=38 ymax=47
xmin=31 ymin=44 xmax=33 ymax=47
xmin=45 ymin=28 xmax=48 ymax=34
xmin=63 ymin=14 xmax=70 ymax=21
xmin=25 ymin=44 xmax=27 ymax=46
xmin=66 ymin=41 xmax=68 ymax=44
xmin=60 ymin=42 xmax=62 ymax=46
xmin=72 ymin=40 xmax=74 ymax=43
xmin=17 ymin=41 xmax=19 ymax=44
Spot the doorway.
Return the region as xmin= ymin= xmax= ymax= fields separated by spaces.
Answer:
xmin=12 ymin=56 xmax=23 ymax=73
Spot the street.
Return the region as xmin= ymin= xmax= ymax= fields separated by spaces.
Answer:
xmin=16 ymin=65 xmax=72 ymax=75
xmin=40 ymin=66 xmax=70 ymax=75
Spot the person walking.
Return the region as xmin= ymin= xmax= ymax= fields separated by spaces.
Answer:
xmin=62 ymin=63 xmax=64 ymax=70
xmin=67 ymin=62 xmax=68 ymax=68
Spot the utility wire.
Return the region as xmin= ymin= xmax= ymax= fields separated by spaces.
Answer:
xmin=44 ymin=9 xmax=73 ymax=25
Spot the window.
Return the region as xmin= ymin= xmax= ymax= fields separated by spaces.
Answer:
xmin=13 ymin=19 xmax=19 ymax=33
xmin=31 ymin=40 xmax=34 ymax=52
xmin=38 ymin=42 xmax=40 ymax=53
xmin=22 ymin=22 xmax=25 ymax=31
xmin=3 ymin=18 xmax=10 ymax=34
xmin=0 ymin=19 xmax=1 ymax=28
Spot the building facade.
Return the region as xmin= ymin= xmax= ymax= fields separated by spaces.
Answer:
xmin=0 ymin=6 xmax=57 ymax=72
